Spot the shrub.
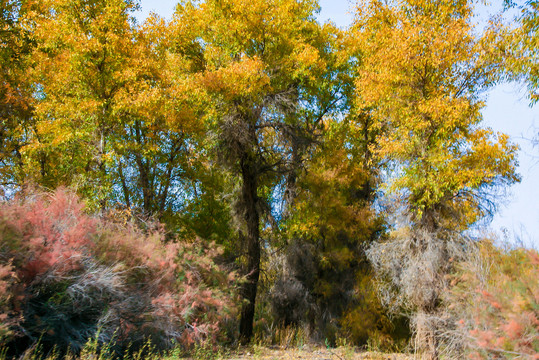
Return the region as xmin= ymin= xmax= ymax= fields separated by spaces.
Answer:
xmin=267 ymin=237 xmax=408 ymax=349
xmin=366 ymin=216 xmax=470 ymax=358
xmin=0 ymin=188 xmax=98 ymax=353
xmin=0 ymin=188 xmax=238 ymax=357
xmin=0 ymin=261 xmax=16 ymax=342
xmin=447 ymin=240 xmax=539 ymax=359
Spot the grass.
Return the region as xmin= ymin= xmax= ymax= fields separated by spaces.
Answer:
xmin=0 ymin=342 xmax=414 ymax=360
xmin=0 ymin=327 xmax=412 ymax=360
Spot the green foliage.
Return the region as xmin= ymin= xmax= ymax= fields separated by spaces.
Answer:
xmin=174 ymin=168 xmax=235 ymax=249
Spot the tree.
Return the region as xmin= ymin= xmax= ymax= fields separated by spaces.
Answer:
xmin=0 ymin=0 xmax=34 ymax=197
xmin=21 ymin=0 xmax=204 ymax=220
xmin=496 ymin=0 xmax=539 ymax=151
xmin=351 ymin=0 xmax=519 ymax=358
xmin=273 ymin=118 xmax=402 ymax=345
xmin=500 ymin=0 xmax=539 ymax=105
xmin=107 ymin=14 xmax=207 ymax=221
xmin=173 ymin=0 xmax=344 ymax=342
xmin=22 ymin=0 xmax=141 ymax=209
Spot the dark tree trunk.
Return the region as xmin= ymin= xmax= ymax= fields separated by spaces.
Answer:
xmin=283 ymin=143 xmax=300 ymax=218
xmin=117 ymin=160 xmax=131 ymax=208
xmin=238 ymin=155 xmax=260 ymax=344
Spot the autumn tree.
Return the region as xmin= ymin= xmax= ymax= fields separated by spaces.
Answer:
xmin=500 ymin=0 xmax=539 ymax=105
xmin=173 ymin=0 xmax=345 ymax=342
xmin=271 ymin=32 xmax=396 ymax=343
xmin=107 ymin=14 xmax=207 ymax=222
xmin=351 ymin=0 xmax=519 ymax=358
xmin=0 ymin=0 xmax=34 ymax=196
xmin=272 ymin=118 xmax=406 ymax=345
xmin=495 ymin=0 xmax=539 ymax=151
xmin=19 ymin=0 xmax=205 ymax=223
xmin=21 ymin=0 xmax=141 ymax=209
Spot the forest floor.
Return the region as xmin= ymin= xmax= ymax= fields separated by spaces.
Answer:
xmin=192 ymin=346 xmax=413 ymax=360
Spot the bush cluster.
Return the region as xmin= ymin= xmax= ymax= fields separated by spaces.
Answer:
xmin=0 ymin=189 xmax=238 ymax=357
xmin=447 ymin=240 xmax=539 ymax=359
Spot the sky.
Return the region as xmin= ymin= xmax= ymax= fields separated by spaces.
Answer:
xmin=135 ymin=0 xmax=538 ymax=248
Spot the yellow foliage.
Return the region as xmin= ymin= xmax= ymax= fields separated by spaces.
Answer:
xmin=350 ymin=0 xmax=519 ymax=225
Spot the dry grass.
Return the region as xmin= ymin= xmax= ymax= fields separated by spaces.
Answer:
xmin=0 ymin=343 xmax=415 ymax=360
xmin=218 ymin=346 xmax=413 ymax=360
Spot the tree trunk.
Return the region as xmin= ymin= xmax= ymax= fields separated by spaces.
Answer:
xmin=283 ymin=143 xmax=300 ymax=218
xmin=426 ymin=329 xmax=439 ymax=360
xmin=416 ymin=307 xmax=439 ymax=360
xmin=238 ymin=156 xmax=260 ymax=344
xmin=418 ymin=321 xmax=438 ymax=360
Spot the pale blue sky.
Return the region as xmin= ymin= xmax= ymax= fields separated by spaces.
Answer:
xmin=135 ymin=0 xmax=538 ymax=247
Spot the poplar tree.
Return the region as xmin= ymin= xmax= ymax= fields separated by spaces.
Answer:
xmin=173 ymin=0 xmax=344 ymax=342
xmin=351 ymin=0 xmax=520 ymax=357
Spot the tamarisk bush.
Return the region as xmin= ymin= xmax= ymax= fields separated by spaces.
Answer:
xmin=446 ymin=240 xmax=539 ymax=359
xmin=0 ymin=189 xmax=238 ymax=357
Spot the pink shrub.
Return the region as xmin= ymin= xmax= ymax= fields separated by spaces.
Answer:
xmin=0 ymin=188 xmax=238 ymax=356
xmin=2 ymin=189 xmax=96 ymax=279
xmin=449 ymin=241 xmax=539 ymax=359
xmin=94 ymin=219 xmax=238 ymax=347
xmin=0 ymin=189 xmax=97 ymax=341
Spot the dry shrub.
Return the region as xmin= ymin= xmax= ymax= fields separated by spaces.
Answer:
xmin=270 ymin=276 xmax=315 ymax=328
xmin=367 ymin=225 xmax=465 ymax=313
xmin=268 ymin=241 xmax=317 ymax=330
xmin=366 ymin=214 xmax=470 ymax=358
xmin=266 ymin=238 xmax=406 ymax=348
xmin=0 ymin=188 xmax=238 ymax=357
xmin=0 ymin=261 xmax=16 ymax=341
xmin=446 ymin=240 xmax=539 ymax=359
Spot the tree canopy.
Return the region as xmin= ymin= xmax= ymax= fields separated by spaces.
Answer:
xmin=0 ymin=0 xmax=530 ymax=358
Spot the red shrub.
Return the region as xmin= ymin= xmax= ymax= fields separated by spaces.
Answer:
xmin=449 ymin=241 xmax=539 ymax=359
xmin=0 ymin=188 xmax=238 ymax=356
xmin=94 ymin=219 xmax=238 ymax=347
xmin=0 ymin=189 xmax=97 ymax=341
xmin=1 ymin=189 xmax=96 ymax=280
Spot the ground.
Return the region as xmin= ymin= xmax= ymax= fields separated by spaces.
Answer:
xmin=195 ymin=346 xmax=413 ymax=360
